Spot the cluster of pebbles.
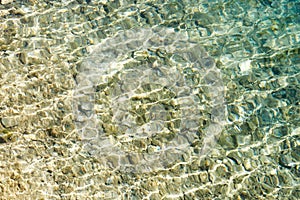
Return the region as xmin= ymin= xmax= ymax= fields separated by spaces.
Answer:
xmin=73 ymin=27 xmax=226 ymax=173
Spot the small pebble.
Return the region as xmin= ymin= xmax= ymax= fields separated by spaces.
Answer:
xmin=1 ymin=0 xmax=13 ymax=5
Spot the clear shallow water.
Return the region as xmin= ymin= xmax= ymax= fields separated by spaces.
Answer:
xmin=0 ymin=0 xmax=299 ymax=199
xmin=73 ymin=27 xmax=226 ymax=173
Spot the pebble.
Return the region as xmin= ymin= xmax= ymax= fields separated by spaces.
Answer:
xmin=1 ymin=117 xmax=18 ymax=128
xmin=239 ymin=60 xmax=252 ymax=74
xmin=243 ymin=158 xmax=252 ymax=171
xmin=1 ymin=0 xmax=13 ymax=5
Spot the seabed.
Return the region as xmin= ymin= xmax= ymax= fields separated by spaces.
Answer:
xmin=0 ymin=0 xmax=299 ymax=199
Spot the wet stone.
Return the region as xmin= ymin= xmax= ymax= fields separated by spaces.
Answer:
xmin=0 ymin=129 xmax=15 ymax=143
xmin=272 ymin=125 xmax=289 ymax=138
xmin=242 ymin=158 xmax=252 ymax=171
xmin=199 ymin=171 xmax=209 ymax=183
xmin=218 ymin=133 xmax=238 ymax=150
xmin=279 ymin=154 xmax=292 ymax=169
xmin=1 ymin=117 xmax=18 ymax=128
xmin=1 ymin=0 xmax=13 ymax=5
xmin=227 ymin=151 xmax=242 ymax=165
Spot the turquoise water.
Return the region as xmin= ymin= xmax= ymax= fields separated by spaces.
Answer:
xmin=0 ymin=0 xmax=299 ymax=199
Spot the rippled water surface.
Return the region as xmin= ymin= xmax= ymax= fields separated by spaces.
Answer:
xmin=0 ymin=0 xmax=299 ymax=199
